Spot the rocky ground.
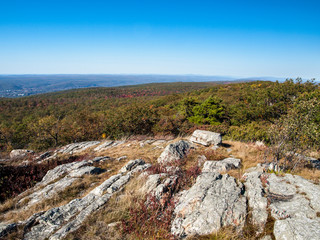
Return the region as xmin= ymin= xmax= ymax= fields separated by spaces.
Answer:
xmin=0 ymin=130 xmax=320 ymax=240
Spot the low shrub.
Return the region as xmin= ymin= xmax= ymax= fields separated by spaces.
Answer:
xmin=121 ymin=195 xmax=176 ymax=239
xmin=0 ymin=155 xmax=87 ymax=202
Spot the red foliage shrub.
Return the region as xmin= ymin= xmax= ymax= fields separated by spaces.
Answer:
xmin=121 ymin=195 xmax=176 ymax=239
xmin=0 ymin=155 xmax=87 ymax=202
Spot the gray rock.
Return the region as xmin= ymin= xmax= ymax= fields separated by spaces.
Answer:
xmin=49 ymin=194 xmax=112 ymax=240
xmin=270 ymin=194 xmax=316 ymax=220
xmin=10 ymin=149 xmax=34 ymax=159
xmin=189 ymin=130 xmax=222 ymax=146
xmin=142 ymin=174 xmax=164 ymax=193
xmin=39 ymin=161 xmax=90 ymax=186
xmin=171 ymin=172 xmax=246 ymax=237
xmin=202 ymin=158 xmax=241 ymax=173
xmin=266 ymin=173 xmax=320 ymax=240
xmin=274 ymin=217 xmax=320 ymax=240
xmin=36 ymin=151 xmax=53 ymax=161
xmin=106 ymin=175 xmax=131 ymax=193
xmin=24 ymin=160 xmax=149 ymax=240
xmin=119 ymin=159 xmax=145 ymax=173
xmin=157 ymin=140 xmax=191 ymax=164
xmin=91 ymin=156 xmax=111 ymax=162
xmin=0 ymin=223 xmax=17 ymax=237
xmin=267 ymin=173 xmax=297 ymax=196
xmin=151 ymin=175 xmax=178 ymax=200
xmin=68 ymin=166 xmax=102 ymax=178
xmin=197 ymin=155 xmax=207 ymax=166
xmin=243 ymin=171 xmax=268 ymax=232
xmin=282 ymin=174 xmax=320 ymax=212
xmin=89 ymin=174 xmax=122 ymax=196
xmin=93 ymin=141 xmax=114 ymax=152
xmin=151 ymin=140 xmax=167 ymax=146
xmin=116 ymin=156 xmax=127 ymax=161
xmin=58 ymin=141 xmax=100 ymax=155
xmin=94 ymin=140 xmax=125 ymax=152
xmin=128 ymin=163 xmax=151 ymax=175
xmin=211 ymin=145 xmax=219 ymax=150
xmin=21 ymin=176 xmax=77 ymax=207
xmin=19 ymin=161 xmax=102 ymax=208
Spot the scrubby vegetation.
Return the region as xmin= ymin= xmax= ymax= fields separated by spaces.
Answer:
xmin=1 ymin=79 xmax=319 ymax=170
xmin=0 ymin=155 xmax=87 ymax=203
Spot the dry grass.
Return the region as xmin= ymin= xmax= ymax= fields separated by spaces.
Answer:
xmin=97 ymin=140 xmax=168 ymax=165
xmin=3 ymin=138 xmax=319 ymax=240
xmin=293 ymin=168 xmax=320 ymax=184
xmin=1 ymin=175 xmax=99 ymax=223
xmin=66 ymin=177 xmax=147 ymax=240
xmin=224 ymin=141 xmax=266 ymax=170
xmin=192 ymin=209 xmax=275 ymax=240
xmin=0 ymin=157 xmax=129 ymax=224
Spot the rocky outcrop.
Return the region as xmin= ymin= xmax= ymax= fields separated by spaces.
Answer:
xmin=119 ymin=159 xmax=145 ymax=173
xmin=10 ymin=149 xmax=34 ymax=159
xmin=157 ymin=140 xmax=191 ymax=164
xmin=190 ymin=130 xmax=222 ymax=146
xmin=58 ymin=141 xmax=101 ymax=155
xmin=171 ymin=158 xmax=245 ymax=237
xmin=39 ymin=161 xmax=93 ymax=186
xmin=202 ymin=157 xmax=241 ymax=173
xmin=21 ymin=159 xmax=150 ymax=240
xmin=171 ymin=172 xmax=246 ymax=237
xmin=273 ymin=217 xmax=320 ymax=240
xmin=94 ymin=140 xmax=126 ymax=152
xmin=260 ymin=172 xmax=320 ymax=240
xmin=18 ymin=160 xmax=103 ymax=208
xmin=243 ymin=170 xmax=268 ymax=233
xmin=3 ymin=136 xmax=320 ymax=240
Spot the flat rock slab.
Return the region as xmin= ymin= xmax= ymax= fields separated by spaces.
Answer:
xmin=171 ymin=172 xmax=246 ymax=237
xmin=23 ymin=160 xmax=150 ymax=240
xmin=190 ymin=130 xmax=222 ymax=146
xmin=243 ymin=171 xmax=268 ymax=232
xmin=274 ymin=217 xmax=320 ymax=240
xmin=39 ymin=161 xmax=90 ymax=186
xmin=265 ymin=173 xmax=320 ymax=239
xmin=202 ymin=158 xmax=241 ymax=173
xmin=19 ymin=160 xmax=102 ymax=208
xmin=58 ymin=141 xmax=100 ymax=155
xmin=69 ymin=166 xmax=102 ymax=177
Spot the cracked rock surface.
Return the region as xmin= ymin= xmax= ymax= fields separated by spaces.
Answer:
xmin=157 ymin=140 xmax=191 ymax=164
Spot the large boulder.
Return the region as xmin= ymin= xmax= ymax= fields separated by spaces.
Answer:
xmin=190 ymin=130 xmax=222 ymax=146
xmin=10 ymin=149 xmax=34 ymax=159
xmin=171 ymin=172 xmax=246 ymax=237
xmin=157 ymin=140 xmax=191 ymax=164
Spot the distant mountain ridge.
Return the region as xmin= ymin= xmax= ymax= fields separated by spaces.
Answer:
xmin=0 ymin=74 xmax=284 ymax=97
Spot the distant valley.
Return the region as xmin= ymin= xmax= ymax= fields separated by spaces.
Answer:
xmin=0 ymin=74 xmax=283 ymax=98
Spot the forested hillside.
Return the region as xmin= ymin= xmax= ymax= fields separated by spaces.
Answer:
xmin=0 ymin=79 xmax=319 ymax=154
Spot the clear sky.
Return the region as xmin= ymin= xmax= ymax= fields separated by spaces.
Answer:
xmin=0 ymin=0 xmax=319 ymax=79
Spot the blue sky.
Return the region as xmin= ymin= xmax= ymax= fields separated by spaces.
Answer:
xmin=0 ymin=0 xmax=319 ymax=79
